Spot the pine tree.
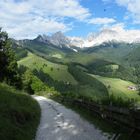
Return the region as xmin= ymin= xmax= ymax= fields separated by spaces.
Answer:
xmin=0 ymin=29 xmax=21 ymax=87
xmin=0 ymin=28 xmax=7 ymax=81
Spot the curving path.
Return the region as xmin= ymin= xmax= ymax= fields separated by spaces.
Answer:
xmin=34 ymin=96 xmax=110 ymax=140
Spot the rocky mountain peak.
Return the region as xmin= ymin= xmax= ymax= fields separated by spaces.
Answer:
xmin=33 ymin=28 xmax=140 ymax=48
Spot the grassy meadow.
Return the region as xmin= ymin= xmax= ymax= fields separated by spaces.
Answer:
xmin=90 ymin=74 xmax=140 ymax=102
xmin=18 ymin=52 xmax=77 ymax=85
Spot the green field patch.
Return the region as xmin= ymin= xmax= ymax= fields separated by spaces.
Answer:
xmin=65 ymin=52 xmax=99 ymax=64
xmin=51 ymin=53 xmax=62 ymax=59
xmin=90 ymin=74 xmax=140 ymax=101
xmin=105 ymin=64 xmax=119 ymax=72
xmin=18 ymin=52 xmax=77 ymax=85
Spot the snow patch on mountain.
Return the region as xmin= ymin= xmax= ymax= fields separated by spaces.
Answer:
xmin=80 ymin=27 xmax=140 ymax=47
xmin=68 ymin=37 xmax=84 ymax=48
xmin=73 ymin=28 xmax=140 ymax=47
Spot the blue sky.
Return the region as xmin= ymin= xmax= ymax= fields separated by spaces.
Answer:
xmin=0 ymin=0 xmax=140 ymax=39
xmin=67 ymin=0 xmax=140 ymax=37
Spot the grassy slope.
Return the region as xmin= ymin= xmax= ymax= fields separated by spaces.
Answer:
xmin=125 ymin=44 xmax=140 ymax=65
xmin=24 ymin=41 xmax=65 ymax=57
xmin=64 ymin=44 xmax=139 ymax=80
xmin=65 ymin=52 xmax=99 ymax=65
xmin=90 ymin=74 xmax=140 ymax=101
xmin=18 ymin=52 xmax=77 ymax=85
xmin=68 ymin=64 xmax=109 ymax=101
xmin=0 ymin=83 xmax=40 ymax=140
xmin=82 ymin=42 xmax=137 ymax=65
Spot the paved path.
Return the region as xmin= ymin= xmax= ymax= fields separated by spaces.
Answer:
xmin=34 ymin=96 xmax=110 ymax=140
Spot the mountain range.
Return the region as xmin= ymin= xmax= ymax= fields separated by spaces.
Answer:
xmin=12 ymin=27 xmax=140 ymax=66
xmin=20 ymin=28 xmax=140 ymax=49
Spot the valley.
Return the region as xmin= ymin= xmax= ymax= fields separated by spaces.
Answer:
xmin=14 ymin=37 xmax=140 ymax=106
xmin=15 ymin=35 xmax=140 ymax=105
xmin=1 ymin=29 xmax=140 ymax=140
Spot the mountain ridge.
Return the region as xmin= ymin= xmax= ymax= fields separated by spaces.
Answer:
xmin=14 ymin=28 xmax=140 ymax=49
xmin=11 ymin=28 xmax=140 ymax=57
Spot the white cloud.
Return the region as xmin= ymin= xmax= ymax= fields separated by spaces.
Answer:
xmin=101 ymin=22 xmax=140 ymax=43
xmin=27 ymin=0 xmax=91 ymax=20
xmin=102 ymin=0 xmax=112 ymax=3
xmin=115 ymin=0 xmax=140 ymax=23
xmin=89 ymin=17 xmax=116 ymax=25
xmin=6 ymin=18 xmax=71 ymax=39
xmin=0 ymin=0 xmax=90 ymax=39
xmin=102 ymin=22 xmax=125 ymax=30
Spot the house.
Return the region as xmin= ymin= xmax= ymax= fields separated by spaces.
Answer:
xmin=128 ymin=86 xmax=137 ymax=91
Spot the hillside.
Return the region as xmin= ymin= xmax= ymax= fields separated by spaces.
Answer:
xmin=0 ymin=83 xmax=40 ymax=140
xmin=18 ymin=52 xmax=78 ymax=85
xmin=16 ymin=43 xmax=140 ymax=106
xmin=125 ymin=44 xmax=140 ymax=65
xmin=82 ymin=42 xmax=138 ymax=64
xmin=90 ymin=74 xmax=140 ymax=102
xmin=18 ymin=52 xmax=109 ymax=102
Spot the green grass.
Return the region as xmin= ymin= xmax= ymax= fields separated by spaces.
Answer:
xmin=105 ymin=64 xmax=119 ymax=71
xmin=90 ymin=74 xmax=140 ymax=101
xmin=84 ymin=42 xmax=136 ymax=65
xmin=0 ymin=83 xmax=40 ymax=140
xmin=51 ymin=53 xmax=63 ymax=59
xmin=65 ymin=52 xmax=99 ymax=65
xmin=68 ymin=64 xmax=109 ymax=101
xmin=18 ymin=52 xmax=77 ymax=85
xmin=77 ymin=85 xmax=108 ymax=101
xmin=24 ymin=41 xmax=66 ymax=57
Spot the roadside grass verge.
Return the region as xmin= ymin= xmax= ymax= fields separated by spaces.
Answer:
xmin=0 ymin=83 xmax=40 ymax=140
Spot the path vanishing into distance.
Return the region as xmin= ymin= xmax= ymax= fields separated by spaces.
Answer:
xmin=34 ymin=96 xmax=111 ymax=140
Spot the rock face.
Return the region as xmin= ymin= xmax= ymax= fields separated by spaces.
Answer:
xmin=35 ymin=35 xmax=49 ymax=43
xmin=34 ymin=32 xmax=71 ymax=48
xmin=50 ymin=31 xmax=70 ymax=47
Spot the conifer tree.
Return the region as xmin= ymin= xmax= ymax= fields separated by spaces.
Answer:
xmin=0 ymin=28 xmax=21 ymax=87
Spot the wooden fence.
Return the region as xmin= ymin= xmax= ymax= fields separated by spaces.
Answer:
xmin=62 ymin=98 xmax=140 ymax=130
